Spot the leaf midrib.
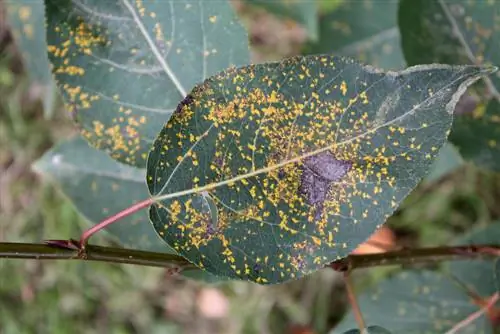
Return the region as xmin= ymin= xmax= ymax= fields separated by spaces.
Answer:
xmin=121 ymin=0 xmax=187 ymax=98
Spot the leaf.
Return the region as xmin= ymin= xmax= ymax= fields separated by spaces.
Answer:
xmin=5 ymin=0 xmax=57 ymax=114
xmin=450 ymin=98 xmax=500 ymax=171
xmin=333 ymin=223 xmax=500 ymax=333
xmin=146 ymin=53 xmax=493 ymax=284
xmin=342 ymin=326 xmax=391 ymax=334
xmin=331 ymin=270 xmax=494 ymax=334
xmin=423 ymin=142 xmax=464 ymax=184
xmin=399 ymin=0 xmax=500 ymax=94
xmin=33 ymin=136 xmax=174 ymax=252
xmin=448 ymin=223 xmax=500 ymax=301
xmin=399 ymin=0 xmax=500 ymax=171
xmin=242 ymin=0 xmax=319 ymax=40
xmin=44 ymin=0 xmax=249 ymax=168
xmin=398 ymin=0 xmax=469 ymax=67
xmin=304 ymin=0 xmax=405 ymax=71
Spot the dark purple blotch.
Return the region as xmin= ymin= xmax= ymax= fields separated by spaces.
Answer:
xmin=174 ymin=94 xmax=194 ymax=115
xmin=299 ymin=151 xmax=352 ymax=220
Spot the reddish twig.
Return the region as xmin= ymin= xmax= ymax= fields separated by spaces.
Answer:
xmin=78 ymin=198 xmax=154 ymax=248
xmin=343 ymin=272 xmax=366 ymax=332
xmin=445 ymin=292 xmax=499 ymax=334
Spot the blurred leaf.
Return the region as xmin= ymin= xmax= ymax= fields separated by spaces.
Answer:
xmin=243 ymin=0 xmax=318 ymax=40
xmin=450 ymin=99 xmax=500 ymax=171
xmin=147 ymin=54 xmax=492 ymax=284
xmin=399 ymin=0 xmax=500 ymax=171
xmin=32 ymin=136 xmax=220 ymax=281
xmin=44 ymin=0 xmax=249 ymax=168
xmin=333 ymin=223 xmax=500 ymax=333
xmin=317 ymin=0 xmax=344 ymax=14
xmin=305 ymin=0 xmax=404 ymax=70
xmin=5 ymin=0 xmax=57 ymax=115
xmin=423 ymin=142 xmax=464 ymax=184
xmin=33 ymin=136 xmax=175 ymax=252
xmin=448 ymin=223 xmax=500 ymax=300
xmin=398 ymin=0 xmax=469 ymax=67
xmin=331 ymin=270 xmax=493 ymax=333
xmin=342 ymin=326 xmax=391 ymax=334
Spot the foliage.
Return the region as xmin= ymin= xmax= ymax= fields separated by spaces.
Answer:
xmin=3 ymin=0 xmax=500 ymax=332
xmin=333 ymin=224 xmax=500 ymax=333
xmin=399 ymin=0 xmax=500 ymax=171
xmin=5 ymin=0 xmax=57 ymax=117
xmin=242 ymin=0 xmax=319 ymax=40
xmin=44 ymin=0 xmax=249 ymax=168
xmin=303 ymin=0 xmax=404 ymax=71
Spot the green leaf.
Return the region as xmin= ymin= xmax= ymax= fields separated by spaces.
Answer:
xmin=448 ymin=223 xmax=500 ymax=300
xmin=5 ymin=0 xmax=57 ymax=114
xmin=450 ymin=98 xmax=500 ymax=171
xmin=304 ymin=0 xmax=405 ymax=70
xmin=33 ymin=136 xmax=222 ymax=281
xmin=147 ymin=54 xmax=493 ymax=284
xmin=331 ymin=270 xmax=493 ymax=334
xmin=423 ymin=142 xmax=464 ymax=184
xmin=399 ymin=0 xmax=500 ymax=94
xmin=333 ymin=223 xmax=500 ymax=333
xmin=398 ymin=0 xmax=469 ymax=67
xmin=32 ymin=136 xmax=174 ymax=252
xmin=399 ymin=0 xmax=500 ymax=171
xmin=243 ymin=0 xmax=318 ymax=40
xmin=44 ymin=0 xmax=249 ymax=168
xmin=342 ymin=326 xmax=391 ymax=334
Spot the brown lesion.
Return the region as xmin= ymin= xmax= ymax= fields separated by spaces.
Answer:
xmin=298 ymin=151 xmax=352 ymax=220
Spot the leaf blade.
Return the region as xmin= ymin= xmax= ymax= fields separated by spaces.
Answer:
xmin=148 ymin=55 xmax=494 ymax=284
xmin=5 ymin=0 xmax=57 ymax=114
xmin=44 ymin=0 xmax=250 ymax=167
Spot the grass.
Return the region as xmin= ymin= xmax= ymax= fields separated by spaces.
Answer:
xmin=1 ymin=2 xmax=500 ymax=334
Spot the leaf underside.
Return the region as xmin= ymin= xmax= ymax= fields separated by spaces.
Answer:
xmin=44 ymin=0 xmax=249 ymax=168
xmin=147 ymin=54 xmax=491 ymax=284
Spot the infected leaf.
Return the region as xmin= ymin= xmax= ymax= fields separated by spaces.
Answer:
xmin=44 ymin=0 xmax=249 ymax=167
xmin=147 ymin=54 xmax=493 ymax=284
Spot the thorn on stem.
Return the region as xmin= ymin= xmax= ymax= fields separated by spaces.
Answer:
xmin=44 ymin=239 xmax=80 ymax=250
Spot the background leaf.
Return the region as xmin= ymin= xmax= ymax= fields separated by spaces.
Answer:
xmin=399 ymin=0 xmax=500 ymax=170
xmin=5 ymin=0 xmax=57 ymax=116
xmin=242 ymin=0 xmax=319 ymax=40
xmin=32 ymin=136 xmax=221 ymax=281
xmin=450 ymin=98 xmax=500 ymax=171
xmin=304 ymin=0 xmax=404 ymax=71
xmin=147 ymin=54 xmax=491 ymax=284
xmin=33 ymin=136 xmax=174 ymax=252
xmin=342 ymin=326 xmax=391 ymax=334
xmin=44 ymin=0 xmax=249 ymax=167
xmin=423 ymin=142 xmax=464 ymax=184
xmin=332 ymin=223 xmax=500 ymax=333
xmin=331 ymin=270 xmax=493 ymax=333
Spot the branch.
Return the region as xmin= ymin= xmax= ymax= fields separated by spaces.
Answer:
xmin=330 ymin=245 xmax=500 ymax=272
xmin=0 ymin=242 xmax=194 ymax=271
xmin=1 ymin=242 xmax=500 ymax=274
